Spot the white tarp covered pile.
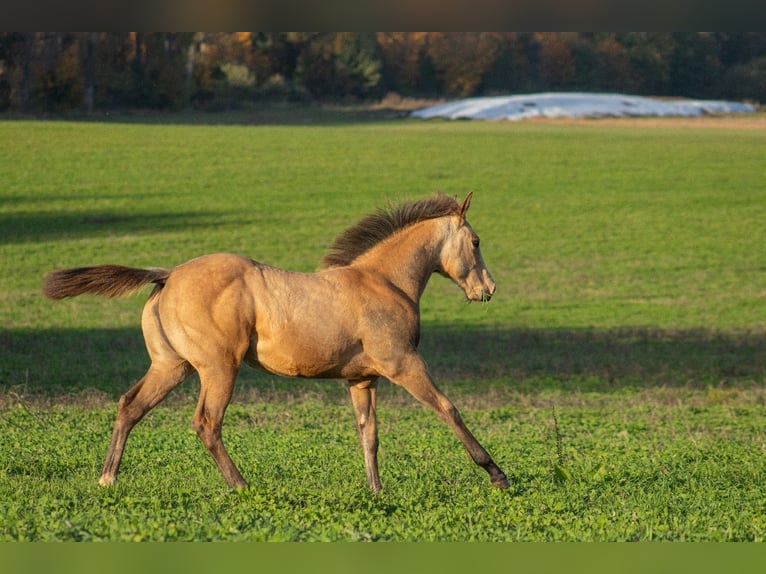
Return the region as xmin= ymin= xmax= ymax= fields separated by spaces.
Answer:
xmin=411 ymin=92 xmax=756 ymax=121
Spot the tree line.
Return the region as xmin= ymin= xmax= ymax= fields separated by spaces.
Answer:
xmin=1 ymin=32 xmax=764 ymax=113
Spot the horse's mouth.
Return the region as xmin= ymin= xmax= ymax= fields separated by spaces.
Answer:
xmin=467 ymin=289 xmax=494 ymax=303
xmin=478 ymin=290 xmax=494 ymax=302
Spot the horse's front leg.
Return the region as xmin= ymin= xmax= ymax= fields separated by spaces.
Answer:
xmin=348 ymin=378 xmax=382 ymax=493
xmin=387 ymin=354 xmax=509 ymax=489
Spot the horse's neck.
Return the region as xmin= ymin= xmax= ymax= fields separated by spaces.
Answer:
xmin=356 ymin=219 xmax=445 ymax=302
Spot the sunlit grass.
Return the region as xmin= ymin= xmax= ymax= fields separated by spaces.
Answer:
xmin=1 ymin=396 xmax=763 ymax=541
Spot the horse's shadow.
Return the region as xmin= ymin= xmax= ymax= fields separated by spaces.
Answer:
xmin=3 ymin=325 xmax=763 ymax=399
xmin=419 ymin=324 xmax=765 ymax=390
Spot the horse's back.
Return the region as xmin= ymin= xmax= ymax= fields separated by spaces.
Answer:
xmin=170 ymin=252 xmax=256 ymax=277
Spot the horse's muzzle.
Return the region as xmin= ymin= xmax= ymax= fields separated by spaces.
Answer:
xmin=470 ymin=281 xmax=495 ymax=302
xmin=481 ymin=270 xmax=496 ymax=302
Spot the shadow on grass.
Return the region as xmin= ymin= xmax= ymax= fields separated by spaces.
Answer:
xmin=2 ymin=326 xmax=764 ymax=402
xmin=0 ymin=209 xmax=231 ymax=245
xmin=420 ymin=325 xmax=766 ymax=392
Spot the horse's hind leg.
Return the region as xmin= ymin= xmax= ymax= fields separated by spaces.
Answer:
xmin=348 ymin=378 xmax=381 ymax=493
xmin=99 ymin=360 xmax=191 ymax=486
xmin=192 ymin=365 xmax=247 ymax=489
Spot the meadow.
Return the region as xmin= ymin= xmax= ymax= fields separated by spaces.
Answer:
xmin=0 ymin=112 xmax=765 ymax=541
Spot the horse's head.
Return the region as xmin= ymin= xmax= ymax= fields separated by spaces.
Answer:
xmin=437 ymin=193 xmax=496 ymax=302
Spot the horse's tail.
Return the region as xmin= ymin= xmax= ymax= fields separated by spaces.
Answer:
xmin=43 ymin=265 xmax=170 ymax=300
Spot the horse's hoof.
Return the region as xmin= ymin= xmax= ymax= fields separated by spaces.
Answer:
xmin=98 ymin=475 xmax=115 ymax=487
xmin=492 ymin=476 xmax=510 ymax=489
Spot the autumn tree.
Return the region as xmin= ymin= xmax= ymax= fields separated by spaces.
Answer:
xmin=482 ymin=33 xmax=528 ymax=93
xmin=594 ymin=34 xmax=631 ymax=92
xmin=538 ymin=33 xmax=577 ymax=90
xmin=426 ymin=33 xmax=503 ymax=96
xmin=1 ymin=32 xmax=765 ymax=112
xmin=293 ymin=33 xmax=382 ymax=99
xmin=376 ymin=32 xmax=429 ymax=93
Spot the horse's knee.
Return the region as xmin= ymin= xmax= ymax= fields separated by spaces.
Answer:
xmin=434 ymin=396 xmax=461 ymax=423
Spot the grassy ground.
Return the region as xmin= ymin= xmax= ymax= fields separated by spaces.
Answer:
xmin=1 ymin=111 xmax=765 ymax=541
xmin=2 ymin=393 xmax=764 ymax=541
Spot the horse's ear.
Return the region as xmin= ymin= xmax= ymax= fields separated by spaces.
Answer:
xmin=458 ymin=192 xmax=473 ymax=219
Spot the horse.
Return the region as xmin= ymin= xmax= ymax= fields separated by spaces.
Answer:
xmin=43 ymin=192 xmax=509 ymax=493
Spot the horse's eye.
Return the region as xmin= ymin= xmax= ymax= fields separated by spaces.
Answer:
xmin=472 ymin=238 xmax=480 ymax=248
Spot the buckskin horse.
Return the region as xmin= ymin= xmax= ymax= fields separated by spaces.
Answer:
xmin=43 ymin=192 xmax=509 ymax=492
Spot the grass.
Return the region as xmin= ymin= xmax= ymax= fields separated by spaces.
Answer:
xmin=1 ymin=112 xmax=765 ymax=541
xmin=2 ymin=393 xmax=764 ymax=541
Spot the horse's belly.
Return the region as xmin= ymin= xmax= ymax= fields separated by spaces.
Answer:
xmin=246 ymin=336 xmax=374 ymax=380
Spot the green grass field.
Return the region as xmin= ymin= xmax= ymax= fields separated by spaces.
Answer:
xmin=1 ymin=113 xmax=765 ymax=541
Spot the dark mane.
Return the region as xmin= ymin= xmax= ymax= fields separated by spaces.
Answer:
xmin=320 ymin=193 xmax=461 ymax=268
